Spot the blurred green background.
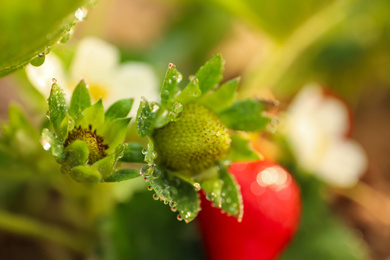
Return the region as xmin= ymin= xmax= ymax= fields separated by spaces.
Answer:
xmin=1 ymin=0 xmax=390 ymax=259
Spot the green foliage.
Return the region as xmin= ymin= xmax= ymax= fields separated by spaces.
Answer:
xmin=105 ymin=99 xmax=134 ymax=122
xmin=198 ymin=77 xmax=239 ymax=113
xmin=228 ymin=133 xmax=261 ymax=162
xmin=120 ymin=143 xmax=146 ymax=163
xmin=219 ymin=99 xmax=271 ymax=131
xmin=104 ymin=169 xmax=140 ymax=182
xmin=194 ymin=54 xmax=224 ymax=94
xmin=0 ymin=0 xmax=95 ymax=77
xmin=69 ymin=80 xmax=91 ymax=118
xmin=135 ymin=55 xmax=266 ymax=222
xmin=41 ymin=80 xmax=132 ymax=183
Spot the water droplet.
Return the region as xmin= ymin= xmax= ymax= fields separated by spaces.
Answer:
xmin=75 ymin=7 xmax=88 ymax=21
xmin=52 ymin=78 xmax=57 ymax=84
xmin=193 ymin=183 xmax=201 ymax=191
xmin=170 ymin=206 xmax=177 ymax=212
xmin=44 ymin=46 xmax=51 ymax=55
xmin=164 ymin=200 xmax=169 ymax=205
xmin=168 ymin=79 xmax=172 ymax=84
xmin=152 ymin=166 xmax=162 ymax=178
xmin=177 ymin=214 xmax=183 ymax=221
xmin=169 ymin=201 xmax=177 ymax=208
xmin=206 ymin=192 xmax=216 ymax=201
xmin=152 ymin=193 xmax=159 ymax=200
xmin=147 ymin=185 xmax=153 ymax=191
xmin=41 ymin=141 xmax=51 ymax=151
xmin=141 ymin=164 xmax=154 ymax=178
xmin=60 ymin=28 xmax=74 ymax=44
xmin=168 ymin=63 xmax=175 ymax=69
xmin=151 ymin=103 xmax=160 ymax=112
xmin=142 ymin=148 xmax=148 ymax=155
xmin=176 ymin=73 xmax=183 ymax=83
xmin=30 ymin=53 xmax=45 ymax=67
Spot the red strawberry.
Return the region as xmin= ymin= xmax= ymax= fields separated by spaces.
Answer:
xmin=197 ymin=160 xmax=301 ymax=260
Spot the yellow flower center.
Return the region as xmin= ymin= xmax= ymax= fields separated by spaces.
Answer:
xmin=88 ymin=83 xmax=110 ymax=101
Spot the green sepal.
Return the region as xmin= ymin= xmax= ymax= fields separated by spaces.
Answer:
xmin=195 ymin=54 xmax=224 ymax=94
xmin=93 ymin=144 xmax=126 ymax=179
xmin=48 ymin=82 xmax=68 ymax=139
xmin=161 ymin=64 xmax=182 ymax=108
xmin=199 ymin=77 xmax=239 ymax=113
xmin=40 ymin=128 xmax=64 ymax=162
xmin=219 ymin=99 xmax=271 ymax=131
xmin=69 ymin=80 xmax=91 ymax=118
xmin=104 ymin=169 xmax=140 ymax=182
xmin=219 ymin=164 xmax=243 ymax=221
xmin=136 ymin=98 xmax=157 ymax=137
xmin=61 ymin=140 xmax=89 ymax=174
xmin=78 ymin=99 xmax=105 ymax=130
xmin=120 ymin=143 xmax=145 ymax=163
xmin=228 ymin=133 xmax=261 ymax=162
xmin=199 ymin=167 xmax=224 ymax=208
xmin=175 ymin=77 xmax=201 ymax=104
xmin=69 ymin=165 xmax=102 ymax=183
xmin=105 ymin=99 xmax=134 ymax=122
xmin=154 ymin=102 xmax=183 ymax=128
xmin=101 ymin=117 xmax=131 ymax=154
xmin=148 ymin=169 xmax=200 ymax=223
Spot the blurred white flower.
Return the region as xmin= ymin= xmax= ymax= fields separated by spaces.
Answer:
xmin=26 ymin=37 xmax=160 ymax=116
xmin=285 ymin=84 xmax=367 ymax=187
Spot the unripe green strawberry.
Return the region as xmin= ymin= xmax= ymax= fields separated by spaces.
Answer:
xmin=153 ymin=103 xmax=231 ymax=172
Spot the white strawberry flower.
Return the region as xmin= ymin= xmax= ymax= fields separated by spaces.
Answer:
xmin=26 ymin=36 xmax=159 ymax=117
xmin=285 ymin=84 xmax=367 ymax=187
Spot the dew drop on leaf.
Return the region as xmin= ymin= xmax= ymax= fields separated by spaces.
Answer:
xmin=74 ymin=7 xmax=88 ymax=21
xmin=152 ymin=193 xmax=159 ymax=200
xmin=141 ymin=164 xmax=154 ymax=178
xmin=177 ymin=214 xmax=183 ymax=221
xmin=30 ymin=53 xmax=45 ymax=67
xmin=147 ymin=185 xmax=153 ymax=191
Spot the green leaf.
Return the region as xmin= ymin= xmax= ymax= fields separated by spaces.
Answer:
xmin=78 ymin=99 xmax=105 ymax=130
xmin=48 ymin=82 xmax=68 ymax=139
xmin=93 ymin=144 xmax=126 ymax=179
xmin=228 ymin=133 xmax=261 ymax=162
xmin=69 ymin=165 xmax=101 ymax=183
xmin=219 ymin=164 xmax=243 ymax=220
xmin=219 ymin=99 xmax=270 ymax=131
xmin=0 ymin=0 xmax=95 ymax=77
xmin=136 ymin=98 xmax=157 ymax=137
xmin=200 ymin=170 xmax=224 ymax=208
xmin=102 ymin=118 xmax=131 ymax=154
xmin=120 ymin=143 xmax=145 ymax=163
xmin=61 ymin=140 xmax=89 ymax=174
xmin=195 ymin=54 xmax=224 ymax=94
xmin=105 ymin=99 xmax=134 ymax=122
xmin=198 ymin=77 xmax=239 ymax=113
xmin=175 ymin=77 xmax=201 ymax=104
xmin=148 ymin=170 xmax=200 ymax=223
xmin=161 ymin=64 xmax=182 ymax=108
xmin=105 ymin=169 xmax=141 ymax=182
xmin=40 ymin=128 xmax=64 ymax=162
xmin=69 ymin=80 xmax=91 ymax=118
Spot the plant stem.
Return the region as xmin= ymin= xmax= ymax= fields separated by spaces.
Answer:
xmin=0 ymin=210 xmax=90 ymax=254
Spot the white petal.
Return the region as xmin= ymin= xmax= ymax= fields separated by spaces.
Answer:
xmin=316 ymin=139 xmax=367 ymax=187
xmin=26 ymin=53 xmax=67 ymax=97
xmin=69 ymin=37 xmax=119 ymax=85
xmin=287 ymin=115 xmax=327 ymax=172
xmin=287 ymin=83 xmax=322 ymax=118
xmin=109 ymin=62 xmax=160 ymax=116
xmin=316 ymin=96 xmax=350 ymax=137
